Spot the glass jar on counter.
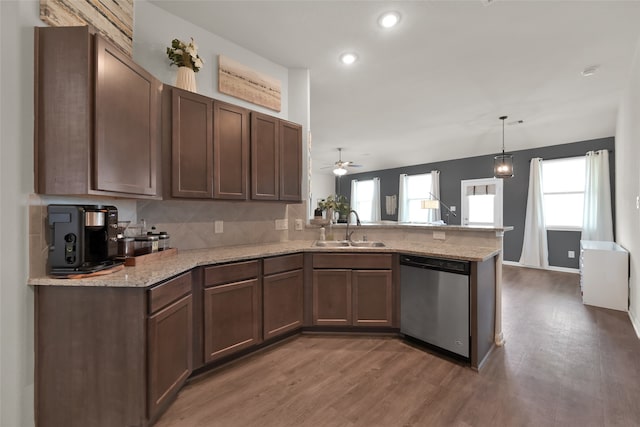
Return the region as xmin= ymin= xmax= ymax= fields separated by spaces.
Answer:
xmin=134 ymin=235 xmax=159 ymax=255
xmin=146 ymin=229 xmax=170 ymax=251
xmin=117 ymin=235 xmax=135 ymax=258
xmin=158 ymin=231 xmax=170 ymax=251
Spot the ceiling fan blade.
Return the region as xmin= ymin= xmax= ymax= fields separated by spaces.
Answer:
xmin=347 ymin=164 xmax=363 ymax=168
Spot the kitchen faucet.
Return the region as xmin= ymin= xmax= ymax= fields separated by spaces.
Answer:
xmin=345 ymin=210 xmax=361 ymax=241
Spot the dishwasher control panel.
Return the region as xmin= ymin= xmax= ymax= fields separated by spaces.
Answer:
xmin=399 ymin=254 xmax=470 ymax=275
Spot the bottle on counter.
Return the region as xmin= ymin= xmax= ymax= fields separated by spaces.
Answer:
xmin=327 ymin=222 xmax=334 ymax=241
xmin=319 ymin=226 xmax=326 ymax=241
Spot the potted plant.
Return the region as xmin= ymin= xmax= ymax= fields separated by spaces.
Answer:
xmin=166 ymin=37 xmax=204 ymax=92
xmin=318 ymin=195 xmax=350 ymax=223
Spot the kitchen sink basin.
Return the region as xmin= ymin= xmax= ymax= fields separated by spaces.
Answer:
xmin=312 ymin=240 xmax=385 ymax=248
xmin=313 ymin=240 xmax=351 ymax=247
xmin=349 ymin=241 xmax=386 ymax=247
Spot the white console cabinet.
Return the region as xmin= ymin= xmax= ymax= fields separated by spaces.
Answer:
xmin=580 ymin=240 xmax=629 ymax=311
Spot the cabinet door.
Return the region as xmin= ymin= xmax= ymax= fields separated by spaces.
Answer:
xmin=352 ymin=270 xmax=393 ymax=327
xmin=312 ymin=269 xmax=352 ymax=325
xmin=214 ymin=101 xmax=249 ymax=199
xmin=203 ymin=279 xmax=262 ymax=363
xmin=279 ymin=120 xmax=302 ymax=201
xmin=172 ymin=88 xmax=213 ymax=198
xmin=263 ymin=269 xmax=303 ymax=339
xmin=251 ymin=112 xmax=279 ymax=200
xmin=148 ymin=294 xmax=193 ymax=418
xmin=94 ymin=35 xmax=160 ymax=196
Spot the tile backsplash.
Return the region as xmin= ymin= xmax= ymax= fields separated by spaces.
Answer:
xmin=137 ymin=199 xmax=309 ymax=250
xmin=29 ymin=194 xmax=309 ymax=277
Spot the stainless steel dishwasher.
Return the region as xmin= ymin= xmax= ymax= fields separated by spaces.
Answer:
xmin=400 ymin=254 xmax=470 ymax=359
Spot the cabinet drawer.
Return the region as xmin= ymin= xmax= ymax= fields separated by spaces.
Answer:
xmin=148 ymin=271 xmax=192 ymax=315
xmin=313 ymin=253 xmax=392 ymax=270
xmin=263 ymin=254 xmax=303 ymax=276
xmin=204 ymin=260 xmax=260 ymax=287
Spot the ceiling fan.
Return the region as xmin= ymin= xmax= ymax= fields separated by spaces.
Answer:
xmin=324 ymin=148 xmax=362 ymax=176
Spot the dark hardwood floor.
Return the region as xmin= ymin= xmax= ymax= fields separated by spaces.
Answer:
xmin=155 ymin=266 xmax=640 ymax=427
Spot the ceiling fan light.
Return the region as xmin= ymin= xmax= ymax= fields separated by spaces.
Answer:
xmin=333 ymin=166 xmax=348 ymax=176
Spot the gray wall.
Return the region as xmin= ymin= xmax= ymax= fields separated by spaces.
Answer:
xmin=338 ymin=137 xmax=615 ymax=269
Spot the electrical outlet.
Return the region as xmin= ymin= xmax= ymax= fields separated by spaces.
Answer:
xmin=295 ymin=219 xmax=304 ymax=231
xmin=433 ymin=231 xmax=446 ymax=240
xmin=568 ymin=250 xmax=575 ymax=259
xmin=450 ymin=206 xmax=456 ymax=212
xmin=636 ymin=196 xmax=639 ymax=210
xmin=275 ymin=219 xmax=288 ymax=230
xmin=214 ymin=221 xmax=223 ymax=234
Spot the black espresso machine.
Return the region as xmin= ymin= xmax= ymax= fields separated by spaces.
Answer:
xmin=47 ymin=205 xmax=122 ymax=275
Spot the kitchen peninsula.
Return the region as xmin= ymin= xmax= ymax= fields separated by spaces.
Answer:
xmin=29 ymin=224 xmax=509 ymax=427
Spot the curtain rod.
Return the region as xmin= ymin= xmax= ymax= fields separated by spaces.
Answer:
xmin=531 ymin=149 xmax=613 ymax=162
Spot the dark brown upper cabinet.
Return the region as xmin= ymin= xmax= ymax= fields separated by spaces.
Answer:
xmin=251 ymin=112 xmax=303 ymax=202
xmin=168 ymin=86 xmax=249 ymax=200
xmin=279 ymin=120 xmax=303 ymax=201
xmin=214 ymin=101 xmax=249 ymax=199
xmin=170 ymin=88 xmax=214 ymax=198
xmin=34 ymin=26 xmax=161 ymax=198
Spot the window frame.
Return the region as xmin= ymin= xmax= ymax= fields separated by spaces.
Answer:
xmin=351 ymin=178 xmax=376 ymax=223
xmin=542 ymin=156 xmax=585 ymax=232
xmin=404 ymin=172 xmax=433 ymax=223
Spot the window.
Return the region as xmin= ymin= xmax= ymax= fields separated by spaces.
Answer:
xmin=399 ymin=173 xmax=433 ymax=222
xmin=542 ymin=157 xmax=585 ymax=229
xmin=351 ymin=179 xmax=374 ymax=221
xmin=461 ymin=178 xmax=503 ymax=227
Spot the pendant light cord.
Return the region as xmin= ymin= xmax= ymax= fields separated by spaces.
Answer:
xmin=500 ymin=115 xmax=508 ymax=155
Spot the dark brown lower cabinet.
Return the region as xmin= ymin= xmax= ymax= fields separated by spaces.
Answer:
xmin=147 ymin=293 xmax=193 ymax=420
xmin=312 ymin=269 xmax=392 ymax=326
xmin=263 ymin=254 xmax=304 ymax=339
xmin=352 ymin=269 xmax=393 ymax=327
xmin=312 ymin=253 xmax=394 ymax=327
xmin=263 ymin=269 xmax=304 ymax=338
xmin=35 ymin=271 xmax=193 ymax=427
xmin=203 ymin=261 xmax=262 ymax=363
xmin=312 ymin=269 xmax=352 ymax=325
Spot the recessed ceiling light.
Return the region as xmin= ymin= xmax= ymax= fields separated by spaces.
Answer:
xmin=340 ymin=52 xmax=358 ymax=65
xmin=378 ymin=11 xmax=400 ymax=28
xmin=581 ymin=65 xmax=600 ymax=77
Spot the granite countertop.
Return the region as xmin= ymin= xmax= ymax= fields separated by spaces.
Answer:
xmin=310 ymin=222 xmax=514 ymax=232
xmin=28 ymin=240 xmax=500 ymax=288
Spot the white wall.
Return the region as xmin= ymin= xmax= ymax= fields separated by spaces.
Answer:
xmin=133 ymin=0 xmax=289 ymax=119
xmin=1 ymin=1 xmax=39 ymax=426
xmin=615 ymin=35 xmax=640 ymax=336
xmin=311 ymin=172 xmax=336 ymax=214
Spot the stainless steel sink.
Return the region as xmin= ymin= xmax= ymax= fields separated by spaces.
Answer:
xmin=313 ymin=240 xmax=350 ymax=247
xmin=312 ymin=240 xmax=385 ymax=248
xmin=349 ymin=241 xmax=386 ymax=247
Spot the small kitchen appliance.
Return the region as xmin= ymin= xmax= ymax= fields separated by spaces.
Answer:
xmin=47 ymin=205 xmax=122 ymax=275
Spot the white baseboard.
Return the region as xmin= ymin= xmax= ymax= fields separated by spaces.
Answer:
xmin=629 ymin=309 xmax=640 ymax=339
xmin=502 ymin=260 xmax=579 ymax=275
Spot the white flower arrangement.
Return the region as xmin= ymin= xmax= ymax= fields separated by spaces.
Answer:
xmin=166 ymin=37 xmax=204 ymax=72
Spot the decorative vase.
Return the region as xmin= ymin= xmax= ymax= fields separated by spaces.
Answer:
xmin=326 ymin=207 xmax=334 ymax=224
xmin=176 ymin=66 xmax=197 ymax=92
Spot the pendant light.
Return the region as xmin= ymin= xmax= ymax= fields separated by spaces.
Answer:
xmin=494 ymin=115 xmax=514 ymax=178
